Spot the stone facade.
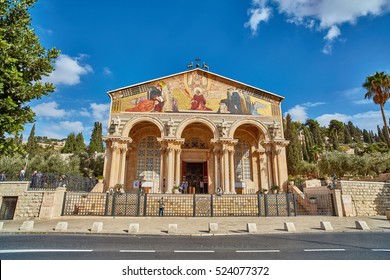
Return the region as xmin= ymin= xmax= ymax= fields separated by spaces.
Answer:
xmin=103 ymin=69 xmax=289 ymax=195
xmin=339 ymin=180 xmax=390 ymax=216
xmin=0 ymin=182 xmax=65 ymax=220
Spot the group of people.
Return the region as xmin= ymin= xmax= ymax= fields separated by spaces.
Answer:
xmin=0 ymin=168 xmax=26 ymax=181
xmin=179 ymin=180 xmax=189 ymax=193
xmin=30 ymin=170 xmax=46 ymax=188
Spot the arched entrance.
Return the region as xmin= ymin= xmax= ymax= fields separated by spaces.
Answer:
xmin=179 ymin=122 xmax=214 ymax=194
xmin=126 ymin=121 xmax=163 ymax=193
xmin=232 ymin=123 xmax=268 ymax=193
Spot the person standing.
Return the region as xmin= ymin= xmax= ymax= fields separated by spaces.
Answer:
xmin=158 ymin=197 xmax=165 ymax=216
xmin=183 ymin=180 xmax=189 ymax=194
xmin=31 ymin=170 xmax=38 ymax=187
xmin=0 ymin=171 xmax=6 ymax=181
xmin=19 ymin=168 xmax=25 ymax=181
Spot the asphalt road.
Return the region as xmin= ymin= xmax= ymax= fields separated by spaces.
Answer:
xmin=0 ymin=232 xmax=389 ymax=260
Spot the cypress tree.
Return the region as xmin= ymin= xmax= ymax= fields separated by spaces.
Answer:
xmin=62 ymin=133 xmax=76 ymax=153
xmin=362 ymin=129 xmax=372 ymax=144
xmin=377 ymin=125 xmax=385 ymax=142
xmin=75 ymin=133 xmax=86 ymax=154
xmin=343 ymin=124 xmax=353 ymax=144
xmin=26 ymin=124 xmax=37 ymax=156
xmin=306 ymin=119 xmax=324 ymax=147
xmin=284 ymin=114 xmax=302 ymax=175
xmin=89 ymin=122 xmax=104 ymax=153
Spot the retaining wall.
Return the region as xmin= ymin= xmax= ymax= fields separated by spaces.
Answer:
xmin=339 ymin=180 xmax=390 ymax=216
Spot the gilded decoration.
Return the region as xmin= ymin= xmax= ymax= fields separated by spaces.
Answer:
xmin=110 ymin=70 xmax=278 ymax=116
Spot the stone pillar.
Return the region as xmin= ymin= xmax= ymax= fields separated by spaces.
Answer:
xmin=175 ymin=148 xmax=181 ymax=187
xmin=167 ymin=146 xmax=174 ymax=193
xmin=160 ymin=149 xmax=165 ymax=193
xmin=258 ymin=148 xmax=269 ymax=191
xmin=229 ymin=149 xmax=235 ymax=194
xmin=272 ymin=147 xmax=280 ymax=187
xmin=213 ymin=149 xmax=219 ymax=193
xmin=109 ymin=141 xmax=119 ymax=188
xmin=119 ymin=145 xmax=128 ymax=185
xmin=223 ymin=148 xmax=230 ymax=193
xmin=266 ymin=148 xmax=273 ymax=189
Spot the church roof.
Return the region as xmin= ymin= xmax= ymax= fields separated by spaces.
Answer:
xmin=107 ymin=68 xmax=284 ymax=102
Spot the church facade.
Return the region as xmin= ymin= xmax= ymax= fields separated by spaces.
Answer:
xmin=103 ymin=68 xmax=289 ymax=194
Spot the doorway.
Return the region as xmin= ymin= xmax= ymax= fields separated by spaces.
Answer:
xmin=0 ymin=197 xmax=18 ymax=220
xmin=183 ymin=162 xmax=208 ymax=193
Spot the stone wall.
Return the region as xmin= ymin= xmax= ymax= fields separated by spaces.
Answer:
xmin=339 ymin=180 xmax=390 ymax=216
xmin=0 ymin=182 xmax=65 ymax=220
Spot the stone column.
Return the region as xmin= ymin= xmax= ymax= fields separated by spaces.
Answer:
xmin=229 ymin=149 xmax=235 ymax=194
xmin=119 ymin=145 xmax=128 ymax=185
xmin=167 ymin=146 xmax=174 ymax=193
xmin=160 ymin=148 xmax=165 ymax=193
xmin=257 ymin=148 xmax=269 ymax=191
xmin=213 ymin=150 xmax=219 ymax=193
xmin=223 ymin=148 xmax=230 ymax=193
xmin=175 ymin=148 xmax=181 ymax=187
xmin=109 ymin=141 xmax=119 ymax=188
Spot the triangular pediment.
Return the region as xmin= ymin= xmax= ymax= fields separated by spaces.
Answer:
xmin=108 ymin=69 xmax=283 ymax=116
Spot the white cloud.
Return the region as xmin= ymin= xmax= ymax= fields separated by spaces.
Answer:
xmin=246 ymin=0 xmax=390 ymax=53
xmin=301 ymin=101 xmax=326 ymax=107
xmin=42 ymin=54 xmax=93 ymax=86
xmin=285 ymin=101 xmax=326 ymax=122
xmin=316 ymin=109 xmax=390 ymax=131
xmin=284 ymin=105 xmax=308 ymax=122
xmin=337 ymin=87 xmax=373 ymax=105
xmin=79 ymin=108 xmax=92 ymax=117
xmin=32 ymin=101 xmax=66 ymax=118
xmin=58 ymin=121 xmax=84 ymax=133
xmin=316 ymin=113 xmax=351 ymax=127
xmin=244 ymin=0 xmax=272 ymax=35
xmin=90 ymin=103 xmax=110 ymax=123
xmin=103 ymin=67 xmax=112 ymax=76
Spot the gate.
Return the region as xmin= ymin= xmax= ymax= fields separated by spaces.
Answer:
xmin=294 ymin=192 xmax=335 ymax=216
xmin=0 ymin=197 xmax=18 ymax=220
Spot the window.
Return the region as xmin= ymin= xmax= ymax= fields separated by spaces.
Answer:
xmin=183 ymin=137 xmax=207 ymax=149
xmin=137 ymin=136 xmax=161 ymax=179
xmin=234 ymin=140 xmax=251 ymax=180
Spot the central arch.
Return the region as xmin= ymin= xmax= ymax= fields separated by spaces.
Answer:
xmin=175 ymin=117 xmax=219 ymax=140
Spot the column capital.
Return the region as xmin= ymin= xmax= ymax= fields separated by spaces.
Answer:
xmin=103 ymin=136 xmax=133 ymax=147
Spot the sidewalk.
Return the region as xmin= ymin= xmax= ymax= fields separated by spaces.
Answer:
xmin=0 ymin=216 xmax=389 ymax=236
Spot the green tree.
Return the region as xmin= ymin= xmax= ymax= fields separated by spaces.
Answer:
xmin=74 ymin=132 xmax=86 ymax=154
xmin=62 ymin=133 xmax=76 ymax=153
xmin=88 ymin=122 xmax=104 ymax=153
xmin=362 ymin=129 xmax=372 ymax=144
xmin=363 ymin=71 xmax=390 ymax=145
xmin=25 ymin=124 xmax=38 ymax=156
xmin=343 ymin=124 xmax=353 ymax=144
xmin=377 ymin=125 xmax=385 ymax=142
xmin=0 ymin=0 xmax=60 ymax=155
xmin=306 ymin=119 xmax=324 ymax=147
xmin=284 ymin=114 xmax=302 ymax=175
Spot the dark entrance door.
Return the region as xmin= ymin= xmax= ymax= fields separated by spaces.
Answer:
xmin=184 ymin=162 xmax=208 ymax=193
xmin=0 ymin=196 xmax=18 ymax=220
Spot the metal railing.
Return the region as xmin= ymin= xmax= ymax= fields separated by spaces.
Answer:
xmin=62 ymin=192 xmax=328 ymax=217
xmin=0 ymin=172 xmax=96 ymax=192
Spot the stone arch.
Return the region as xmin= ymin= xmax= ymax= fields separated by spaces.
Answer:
xmin=176 ymin=117 xmax=219 ymax=139
xmin=121 ymin=116 xmax=165 ymax=138
xmin=229 ymin=119 xmax=270 ymax=141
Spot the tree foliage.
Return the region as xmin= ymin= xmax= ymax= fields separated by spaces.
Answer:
xmin=0 ymin=0 xmax=60 ymax=155
xmin=284 ymin=114 xmax=302 ymax=175
xmin=363 ymin=71 xmax=390 ymax=145
xmin=88 ymin=122 xmax=104 ymax=153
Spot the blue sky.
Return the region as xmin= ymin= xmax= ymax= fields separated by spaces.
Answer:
xmin=24 ymin=0 xmax=390 ymax=141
